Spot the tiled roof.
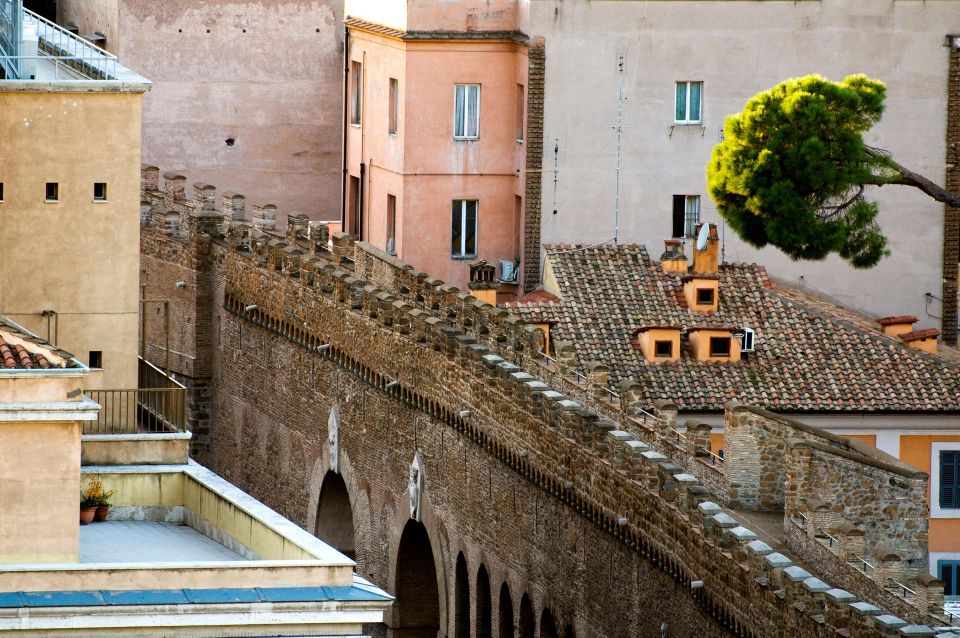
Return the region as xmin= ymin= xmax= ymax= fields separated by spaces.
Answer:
xmin=505 ymin=244 xmax=960 ymax=413
xmin=0 ymin=318 xmax=75 ymax=370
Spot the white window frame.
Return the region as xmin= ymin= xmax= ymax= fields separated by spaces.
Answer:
xmin=454 ymin=84 xmax=480 ymax=140
xmin=451 ymin=199 xmax=478 ymax=259
xmin=931 ymin=442 xmax=960 ymax=519
xmin=675 ymin=80 xmax=702 ymax=124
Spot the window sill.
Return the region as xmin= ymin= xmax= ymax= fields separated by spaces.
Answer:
xmin=673 ymin=121 xmax=703 ymax=126
xmin=931 ymin=510 xmax=960 ymax=519
xmin=516 ymin=139 xmax=524 ymax=144
xmin=453 ymin=137 xmax=479 ymax=142
xmin=44 ymin=200 xmax=60 ymax=204
xmin=93 ymin=199 xmax=109 ymax=204
xmin=350 ymin=123 xmax=361 ymax=128
xmin=451 ymin=255 xmax=477 ymax=260
xmin=388 ymin=132 xmax=398 ymax=138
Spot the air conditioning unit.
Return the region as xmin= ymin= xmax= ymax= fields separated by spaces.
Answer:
xmin=738 ymin=327 xmax=756 ymax=352
xmin=499 ymin=260 xmax=519 ymax=283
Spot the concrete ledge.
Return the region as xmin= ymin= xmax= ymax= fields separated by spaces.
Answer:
xmin=81 ymin=432 xmax=191 ymax=466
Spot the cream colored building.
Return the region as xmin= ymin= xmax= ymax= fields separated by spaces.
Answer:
xmin=0 ymin=4 xmax=150 ymax=390
xmin=528 ymin=0 xmax=959 ymax=341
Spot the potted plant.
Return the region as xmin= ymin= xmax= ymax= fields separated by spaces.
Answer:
xmin=80 ymin=492 xmax=97 ymax=525
xmin=81 ymin=475 xmax=114 ymax=523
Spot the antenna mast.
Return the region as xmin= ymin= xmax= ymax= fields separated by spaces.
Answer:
xmin=613 ymin=85 xmax=625 ymax=245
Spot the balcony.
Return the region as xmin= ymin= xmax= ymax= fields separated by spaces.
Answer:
xmin=82 ymin=358 xmax=190 ymax=466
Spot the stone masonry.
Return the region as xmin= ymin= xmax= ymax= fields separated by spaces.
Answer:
xmin=140 ymin=167 xmax=947 ymax=637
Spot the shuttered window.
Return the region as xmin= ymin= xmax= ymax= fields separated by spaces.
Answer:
xmin=941 ymin=450 xmax=960 ymax=509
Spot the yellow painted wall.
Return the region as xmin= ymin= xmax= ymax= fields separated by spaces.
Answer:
xmin=683 ymin=278 xmax=719 ymax=313
xmin=0 ymin=421 xmax=80 ymax=564
xmin=839 ymin=434 xmax=877 ymax=447
xmin=710 ymin=432 xmax=724 ymax=456
xmin=900 ymin=435 xmax=960 ymax=552
xmin=0 ymin=91 xmax=143 ymax=391
xmin=688 ymin=329 xmax=741 ymax=362
xmin=636 ymin=328 xmax=681 ymax=362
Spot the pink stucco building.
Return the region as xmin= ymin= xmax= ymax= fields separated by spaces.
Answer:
xmin=343 ymin=1 xmax=530 ymax=297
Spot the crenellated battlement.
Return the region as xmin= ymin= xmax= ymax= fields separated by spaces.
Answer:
xmin=139 ymin=167 xmax=948 ymax=637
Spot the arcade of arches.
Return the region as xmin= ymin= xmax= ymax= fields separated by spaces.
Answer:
xmin=314 ymin=471 xmax=579 ymax=638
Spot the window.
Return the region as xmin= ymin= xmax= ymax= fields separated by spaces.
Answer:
xmin=515 ymin=84 xmax=525 ymax=141
xmin=454 ymin=84 xmax=480 ymax=139
xmin=0 ymin=182 xmax=4 ymax=201
xmin=675 ymin=81 xmax=702 ymax=123
xmin=45 ymin=182 xmax=59 ymax=202
xmin=672 ymin=195 xmax=700 ymax=238
xmin=941 ymin=451 xmax=960 ymax=509
xmin=696 ymin=288 xmax=715 ymax=306
xmin=88 ymin=351 xmax=102 ymax=369
xmin=386 ymin=194 xmax=397 ymax=255
xmin=451 ymin=200 xmax=477 ymax=258
xmin=709 ymin=337 xmax=731 ymax=357
xmin=654 ymin=340 xmax=673 ymax=358
xmin=347 ymin=175 xmax=360 ymax=235
xmin=350 ymin=60 xmax=363 ymax=125
xmin=939 ymin=560 xmax=960 ymax=598
xmin=388 ymin=78 xmax=399 ymax=134
xmin=93 ymin=182 xmax=107 ymax=201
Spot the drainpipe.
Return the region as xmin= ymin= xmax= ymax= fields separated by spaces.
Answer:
xmin=340 ymin=23 xmax=350 ymax=229
xmin=358 ymin=162 xmax=366 ymax=240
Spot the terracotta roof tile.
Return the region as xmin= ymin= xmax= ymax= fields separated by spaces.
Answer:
xmin=506 ymin=244 xmax=960 ymax=413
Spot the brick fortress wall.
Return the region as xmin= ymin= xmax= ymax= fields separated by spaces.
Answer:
xmin=140 ymin=166 xmax=945 ymax=637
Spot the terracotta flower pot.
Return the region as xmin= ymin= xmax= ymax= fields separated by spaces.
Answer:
xmin=95 ymin=506 xmax=110 ymax=522
xmin=80 ymin=507 xmax=97 ymax=525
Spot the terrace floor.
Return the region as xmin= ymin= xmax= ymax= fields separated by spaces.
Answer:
xmin=79 ymin=521 xmax=246 ymax=564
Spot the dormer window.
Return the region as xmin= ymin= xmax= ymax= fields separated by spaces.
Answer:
xmin=709 ymin=336 xmax=731 ymax=357
xmin=632 ymin=326 xmax=680 ymax=362
xmin=688 ymin=328 xmax=740 ymax=362
xmin=682 ymin=275 xmax=719 ymax=314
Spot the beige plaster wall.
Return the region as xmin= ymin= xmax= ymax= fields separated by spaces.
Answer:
xmin=0 ymin=91 xmax=142 ymax=391
xmin=56 ymin=0 xmax=120 ymax=54
xmin=0 ymin=374 xmax=84 ymax=403
xmin=96 ymin=0 xmax=344 ymax=220
xmin=530 ymin=0 xmax=959 ymax=323
xmin=0 ymin=421 xmax=80 ymax=564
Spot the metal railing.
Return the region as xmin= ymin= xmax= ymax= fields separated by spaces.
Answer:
xmin=0 ymin=8 xmax=117 ymax=80
xmin=86 ymin=387 xmax=186 ymax=434
xmin=85 ymin=359 xmax=187 ymax=434
xmin=815 ymin=529 xmax=840 ymax=550
xmin=848 ymin=554 xmax=876 ymax=576
xmin=884 ymin=578 xmax=917 ymax=600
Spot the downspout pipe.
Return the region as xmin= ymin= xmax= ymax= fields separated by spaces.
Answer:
xmin=340 ymin=22 xmax=350 ymax=228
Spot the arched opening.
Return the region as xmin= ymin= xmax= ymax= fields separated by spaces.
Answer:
xmin=394 ymin=520 xmax=440 ymax=638
xmin=499 ymin=583 xmax=515 ymax=638
xmin=476 ymin=564 xmax=492 ymax=638
xmin=455 ymin=552 xmax=470 ymax=638
xmin=540 ymin=609 xmax=558 ymax=638
xmin=314 ymin=471 xmax=355 ymax=560
xmin=564 ymin=625 xmax=576 ymax=638
xmin=519 ymin=594 xmax=534 ymax=638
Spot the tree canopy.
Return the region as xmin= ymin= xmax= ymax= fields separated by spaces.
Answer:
xmin=707 ymin=74 xmax=959 ymax=269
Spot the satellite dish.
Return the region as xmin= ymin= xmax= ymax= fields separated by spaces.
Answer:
xmin=696 ymin=223 xmax=711 ymax=251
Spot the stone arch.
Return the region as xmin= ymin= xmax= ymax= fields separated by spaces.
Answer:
xmin=476 ymin=564 xmax=492 ymax=638
xmin=499 ymin=582 xmax=515 ymax=638
xmin=540 ymin=608 xmax=558 ymax=638
xmin=454 ymin=552 xmax=470 ymax=638
xmin=518 ymin=593 xmax=534 ymax=638
xmin=315 ymin=470 xmax=355 ymax=560
xmin=393 ymin=519 xmax=441 ymax=638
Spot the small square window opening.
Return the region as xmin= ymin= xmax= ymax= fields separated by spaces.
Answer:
xmin=89 ymin=351 xmax=103 ymax=369
xmin=0 ymin=182 xmax=4 ymax=201
xmin=696 ymin=288 xmax=715 ymax=305
xmin=654 ymin=340 xmax=673 ymax=358
xmin=94 ymin=182 xmax=107 ymax=201
xmin=709 ymin=337 xmax=731 ymax=357
xmin=45 ymin=182 xmax=59 ymax=201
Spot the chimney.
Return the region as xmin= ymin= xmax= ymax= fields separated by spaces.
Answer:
xmin=899 ymin=328 xmax=939 ymax=356
xmin=468 ymin=260 xmax=499 ymax=305
xmin=877 ymin=315 xmax=918 ymax=337
xmin=660 ymin=239 xmax=688 ymax=274
xmin=692 ymin=223 xmax=719 ymax=274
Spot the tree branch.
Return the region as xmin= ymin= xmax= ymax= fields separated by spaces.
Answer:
xmin=864 ymin=146 xmax=960 ymax=208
